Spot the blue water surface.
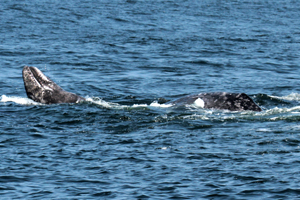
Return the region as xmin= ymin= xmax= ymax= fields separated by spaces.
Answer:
xmin=2 ymin=0 xmax=300 ymax=199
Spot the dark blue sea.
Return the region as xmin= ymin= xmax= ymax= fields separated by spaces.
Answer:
xmin=2 ymin=0 xmax=300 ymax=199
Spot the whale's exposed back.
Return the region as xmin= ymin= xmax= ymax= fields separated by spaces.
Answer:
xmin=22 ymin=66 xmax=85 ymax=104
xmin=166 ymin=92 xmax=262 ymax=111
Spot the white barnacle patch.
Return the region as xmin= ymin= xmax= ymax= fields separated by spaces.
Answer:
xmin=43 ymin=85 xmax=53 ymax=91
xmin=193 ymin=98 xmax=205 ymax=108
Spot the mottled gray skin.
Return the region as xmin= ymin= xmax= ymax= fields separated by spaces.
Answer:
xmin=166 ymin=92 xmax=262 ymax=111
xmin=22 ymin=66 xmax=85 ymax=104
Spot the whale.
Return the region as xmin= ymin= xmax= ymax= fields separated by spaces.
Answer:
xmin=22 ymin=66 xmax=262 ymax=111
xmin=165 ymin=92 xmax=262 ymax=111
xmin=22 ymin=66 xmax=85 ymax=104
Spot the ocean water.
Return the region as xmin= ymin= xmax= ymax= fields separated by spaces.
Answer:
xmin=2 ymin=0 xmax=300 ymax=199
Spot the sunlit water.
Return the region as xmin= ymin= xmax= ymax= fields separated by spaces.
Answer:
xmin=2 ymin=0 xmax=300 ymax=199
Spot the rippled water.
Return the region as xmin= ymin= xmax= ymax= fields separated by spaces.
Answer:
xmin=2 ymin=0 xmax=300 ymax=199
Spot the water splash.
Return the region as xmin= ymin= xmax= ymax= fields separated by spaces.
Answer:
xmin=149 ymin=101 xmax=172 ymax=108
xmin=0 ymin=95 xmax=41 ymax=105
xmin=85 ymin=97 xmax=126 ymax=109
xmin=269 ymin=93 xmax=300 ymax=101
xmin=85 ymin=98 xmax=172 ymax=109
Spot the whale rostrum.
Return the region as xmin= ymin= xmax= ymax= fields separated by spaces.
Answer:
xmin=22 ymin=66 xmax=85 ymax=104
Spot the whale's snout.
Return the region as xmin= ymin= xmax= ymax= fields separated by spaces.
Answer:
xmin=22 ymin=66 xmax=84 ymax=104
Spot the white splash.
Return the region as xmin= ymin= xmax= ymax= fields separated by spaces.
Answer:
xmin=255 ymin=106 xmax=300 ymax=116
xmin=270 ymin=93 xmax=300 ymax=101
xmin=149 ymin=101 xmax=172 ymax=108
xmin=132 ymin=104 xmax=148 ymax=108
xmin=85 ymin=97 xmax=127 ymax=109
xmin=0 ymin=95 xmax=40 ymax=105
xmin=86 ymin=98 xmax=173 ymax=109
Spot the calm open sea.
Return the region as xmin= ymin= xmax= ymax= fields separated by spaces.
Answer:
xmin=2 ymin=0 xmax=300 ymax=199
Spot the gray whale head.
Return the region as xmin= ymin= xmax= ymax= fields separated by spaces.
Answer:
xmin=22 ymin=66 xmax=85 ymax=104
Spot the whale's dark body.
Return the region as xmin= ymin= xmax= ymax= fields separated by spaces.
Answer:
xmin=22 ymin=66 xmax=262 ymax=111
xmin=166 ymin=92 xmax=262 ymax=111
xmin=22 ymin=66 xmax=85 ymax=104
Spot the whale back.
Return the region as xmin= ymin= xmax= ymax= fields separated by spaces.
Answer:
xmin=166 ymin=92 xmax=262 ymax=111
